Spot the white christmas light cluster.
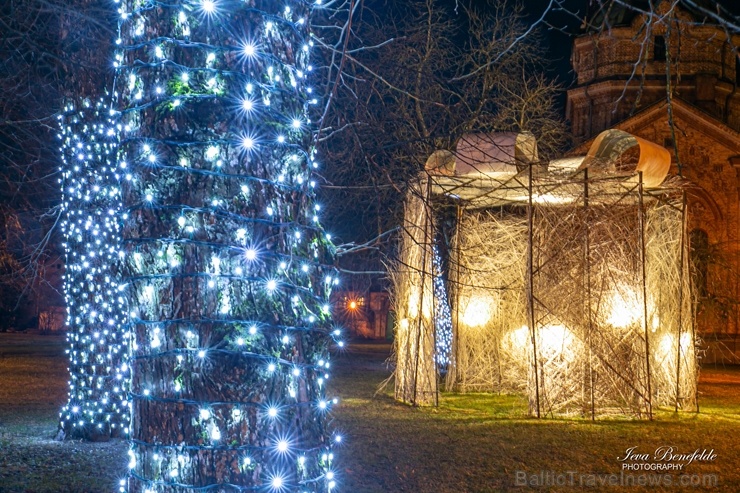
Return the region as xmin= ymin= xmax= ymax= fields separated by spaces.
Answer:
xmin=108 ymin=0 xmax=343 ymax=491
xmin=57 ymin=98 xmax=130 ymax=438
xmin=432 ymin=246 xmax=452 ymax=367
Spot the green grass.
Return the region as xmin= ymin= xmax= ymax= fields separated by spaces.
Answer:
xmin=1 ymin=335 xmax=739 ymax=492
xmin=331 ymin=343 xmax=740 ymax=492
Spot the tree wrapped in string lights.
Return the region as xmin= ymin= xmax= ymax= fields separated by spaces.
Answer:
xmin=112 ymin=0 xmax=341 ymax=491
xmin=58 ymin=98 xmax=129 ymax=440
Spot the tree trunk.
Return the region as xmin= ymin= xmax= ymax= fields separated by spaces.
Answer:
xmin=59 ymin=98 xmax=129 ymax=441
xmin=115 ymin=1 xmax=339 ymax=491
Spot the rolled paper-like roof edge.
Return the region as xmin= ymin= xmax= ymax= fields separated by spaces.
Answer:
xmin=579 ymin=129 xmax=671 ymax=188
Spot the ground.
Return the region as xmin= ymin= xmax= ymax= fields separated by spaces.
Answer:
xmin=0 ymin=334 xmax=126 ymax=492
xmin=1 ymin=335 xmax=739 ymax=492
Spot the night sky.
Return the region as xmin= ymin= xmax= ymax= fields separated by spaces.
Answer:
xmin=441 ymin=0 xmax=740 ymax=107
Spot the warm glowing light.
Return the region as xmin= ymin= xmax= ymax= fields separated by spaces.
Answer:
xmin=407 ymin=286 xmax=432 ymax=319
xmin=658 ymin=333 xmax=693 ymax=359
xmin=539 ymin=324 xmax=576 ymax=357
xmin=511 ymin=192 xmax=574 ymax=205
xmin=348 ymin=301 xmax=357 ymax=310
xmin=461 ymin=296 xmax=494 ymax=327
xmin=606 ymin=285 xmax=642 ymax=329
xmin=504 ymin=324 xmax=577 ymax=359
xmin=505 ymin=325 xmax=530 ymax=351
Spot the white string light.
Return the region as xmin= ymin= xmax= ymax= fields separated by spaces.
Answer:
xmin=432 ymin=245 xmax=453 ymax=367
xmin=57 ymin=98 xmax=129 ymax=439
xmin=109 ymin=0 xmax=343 ymax=491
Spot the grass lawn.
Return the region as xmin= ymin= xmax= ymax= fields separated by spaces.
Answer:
xmin=0 ymin=334 xmax=128 ymax=493
xmin=1 ymin=334 xmax=739 ymax=492
xmin=334 ymin=343 xmax=740 ymax=492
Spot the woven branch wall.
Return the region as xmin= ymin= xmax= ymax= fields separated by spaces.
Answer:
xmin=395 ymin=172 xmax=697 ymax=418
xmin=393 ymin=178 xmax=438 ymax=406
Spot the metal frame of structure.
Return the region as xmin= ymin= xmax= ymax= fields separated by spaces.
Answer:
xmin=394 ymin=163 xmax=697 ymax=419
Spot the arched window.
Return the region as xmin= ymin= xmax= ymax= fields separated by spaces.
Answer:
xmin=689 ymin=229 xmax=709 ymax=298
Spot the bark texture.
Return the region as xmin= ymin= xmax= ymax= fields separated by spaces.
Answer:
xmin=115 ymin=2 xmax=336 ymax=490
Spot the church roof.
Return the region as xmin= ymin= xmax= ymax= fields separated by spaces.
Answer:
xmin=571 ymin=97 xmax=740 ymax=155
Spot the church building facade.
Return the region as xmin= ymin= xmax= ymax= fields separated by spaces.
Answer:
xmin=566 ymin=2 xmax=740 ymax=360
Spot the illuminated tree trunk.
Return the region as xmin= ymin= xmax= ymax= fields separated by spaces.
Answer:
xmin=114 ymin=1 xmax=340 ymax=491
xmin=58 ymin=98 xmax=129 ymax=440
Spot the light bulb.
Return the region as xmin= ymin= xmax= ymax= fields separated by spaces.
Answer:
xmin=202 ymin=0 xmax=215 ymax=13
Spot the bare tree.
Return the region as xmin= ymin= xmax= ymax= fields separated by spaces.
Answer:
xmin=0 ymin=0 xmax=114 ymax=326
xmin=314 ymin=0 xmax=569 ymax=281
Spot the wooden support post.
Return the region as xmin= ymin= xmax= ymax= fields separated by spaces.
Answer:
xmin=527 ymin=163 xmax=541 ymax=418
xmin=584 ymin=169 xmax=595 ymax=420
xmin=452 ymin=205 xmax=463 ymax=390
xmin=638 ymin=172 xmax=653 ymax=420
xmin=676 ymin=191 xmax=687 ymax=412
xmin=411 ymin=178 xmax=435 ymax=406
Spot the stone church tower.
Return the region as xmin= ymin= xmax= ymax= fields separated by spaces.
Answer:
xmin=567 ymin=1 xmax=740 ymax=360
